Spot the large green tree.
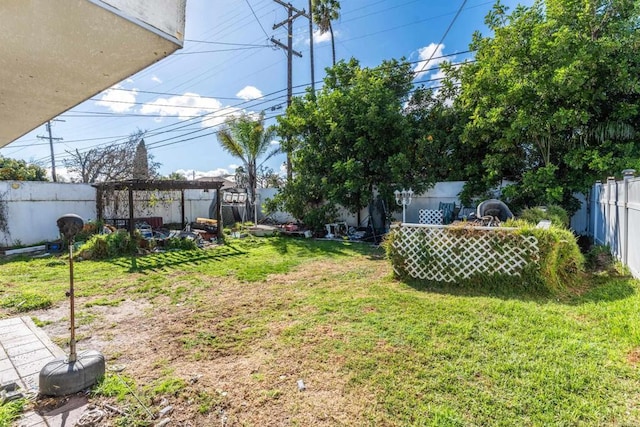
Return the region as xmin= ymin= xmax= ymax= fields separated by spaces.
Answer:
xmin=0 ymin=156 xmax=48 ymax=181
xmin=451 ymin=0 xmax=640 ymax=212
xmin=217 ymin=113 xmax=277 ymax=223
xmin=272 ymin=58 xmax=435 ymax=229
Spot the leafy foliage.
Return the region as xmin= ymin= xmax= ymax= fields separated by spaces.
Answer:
xmin=77 ymin=230 xmax=138 ymax=260
xmin=450 ymin=0 xmax=640 ymax=213
xmin=517 ymin=205 xmax=570 ymax=228
xmin=272 ymin=58 xmax=436 ymax=229
xmin=0 ymin=156 xmax=48 ymax=181
xmin=217 ymin=113 xmax=277 ymax=222
xmin=165 ymin=237 xmax=198 ymax=251
xmin=312 ymin=0 xmax=341 ymax=65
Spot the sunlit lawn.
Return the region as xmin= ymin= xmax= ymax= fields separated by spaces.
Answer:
xmin=1 ymin=237 xmax=639 ymax=426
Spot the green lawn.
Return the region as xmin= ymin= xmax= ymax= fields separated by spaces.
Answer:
xmin=1 ymin=237 xmax=639 ymax=426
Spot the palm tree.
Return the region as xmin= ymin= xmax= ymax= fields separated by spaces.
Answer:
xmin=217 ymin=113 xmax=277 ymax=223
xmin=313 ymin=0 xmax=340 ymax=66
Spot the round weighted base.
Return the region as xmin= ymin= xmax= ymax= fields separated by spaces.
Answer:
xmin=39 ymin=350 xmax=105 ymax=396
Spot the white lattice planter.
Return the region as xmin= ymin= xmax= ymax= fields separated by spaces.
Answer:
xmin=389 ymin=224 xmax=539 ymax=283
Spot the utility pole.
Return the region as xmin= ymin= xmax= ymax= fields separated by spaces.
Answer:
xmin=37 ymin=120 xmax=64 ymax=182
xmin=271 ymin=0 xmax=307 ymax=181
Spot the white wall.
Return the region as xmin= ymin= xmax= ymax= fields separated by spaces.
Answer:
xmin=0 ymin=181 xmax=591 ymax=247
xmin=102 ymin=189 xmax=218 ymax=225
xmin=0 ymin=181 xmax=96 ymax=246
xmin=397 ymin=182 xmax=466 ymax=224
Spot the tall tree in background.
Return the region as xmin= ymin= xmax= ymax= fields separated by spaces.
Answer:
xmin=272 ymin=58 xmax=434 ymax=229
xmin=313 ymin=0 xmax=340 ymax=66
xmin=64 ymin=130 xmax=160 ymax=183
xmin=450 ymin=0 xmax=640 ymax=212
xmin=217 ymin=113 xmax=277 ymax=222
xmin=0 ymin=156 xmax=48 ymax=181
xmin=132 ymin=139 xmax=150 ymax=179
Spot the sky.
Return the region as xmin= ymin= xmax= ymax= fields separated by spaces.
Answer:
xmin=1 ymin=0 xmax=533 ymax=181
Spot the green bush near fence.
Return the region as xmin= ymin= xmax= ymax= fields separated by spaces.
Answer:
xmin=513 ymin=221 xmax=584 ymax=293
xmin=518 ymin=205 xmax=570 ymax=229
xmin=384 ymin=222 xmax=584 ymax=294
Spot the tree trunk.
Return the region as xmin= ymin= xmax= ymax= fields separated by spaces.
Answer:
xmin=329 ymin=23 xmax=336 ymax=66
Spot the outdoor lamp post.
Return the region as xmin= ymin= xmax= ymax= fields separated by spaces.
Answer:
xmin=394 ymin=188 xmax=413 ymax=223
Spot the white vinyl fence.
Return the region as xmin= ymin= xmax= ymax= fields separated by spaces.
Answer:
xmin=589 ymin=171 xmax=640 ymax=278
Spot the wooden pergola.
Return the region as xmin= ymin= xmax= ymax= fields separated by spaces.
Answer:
xmin=92 ymin=179 xmax=226 ymax=240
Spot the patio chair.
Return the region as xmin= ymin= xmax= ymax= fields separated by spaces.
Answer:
xmin=438 ymin=202 xmax=457 ymax=224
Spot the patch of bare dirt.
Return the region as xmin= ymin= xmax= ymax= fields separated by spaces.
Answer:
xmin=627 ymin=347 xmax=640 ymax=366
xmin=31 ymin=255 xmax=390 ymax=425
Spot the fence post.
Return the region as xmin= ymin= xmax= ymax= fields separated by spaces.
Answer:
xmin=606 ymin=176 xmax=616 ymax=248
xmin=622 ymin=169 xmax=636 ymax=266
xmin=592 ymin=181 xmax=600 ymax=243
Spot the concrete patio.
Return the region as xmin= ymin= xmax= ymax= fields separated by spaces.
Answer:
xmin=0 ymin=316 xmax=89 ymax=427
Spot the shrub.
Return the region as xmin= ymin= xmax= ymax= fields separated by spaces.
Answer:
xmin=165 ymin=237 xmax=198 ymax=251
xmin=514 ymin=221 xmax=584 ymax=293
xmin=74 ymin=220 xmax=104 ymax=242
xmin=518 ymin=205 xmax=570 ymax=229
xmin=77 ymin=230 xmax=138 ymax=260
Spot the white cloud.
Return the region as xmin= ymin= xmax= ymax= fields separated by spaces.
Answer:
xmin=151 ymin=75 xmax=162 ymax=84
xmin=141 ymin=93 xmax=223 ymax=124
xmin=270 ymin=139 xmax=280 ymax=146
xmin=236 ymin=86 xmax=263 ymax=101
xmin=313 ymin=28 xmax=335 ymax=44
xmin=413 ymin=43 xmax=449 ymax=80
xmin=141 ymin=93 xmax=262 ymax=128
xmin=174 ymin=168 xmax=231 ymax=180
xmin=125 ymin=78 xmax=134 ymax=84
xmin=201 ymin=106 xmax=244 ymax=128
xmin=95 ymin=84 xmax=138 ymax=113
xmin=228 ymin=164 xmax=240 ymax=170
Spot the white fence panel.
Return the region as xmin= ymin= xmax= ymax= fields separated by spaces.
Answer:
xmin=589 ymin=173 xmax=640 ymax=279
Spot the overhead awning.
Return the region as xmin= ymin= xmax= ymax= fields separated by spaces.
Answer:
xmin=0 ymin=0 xmax=186 ymax=147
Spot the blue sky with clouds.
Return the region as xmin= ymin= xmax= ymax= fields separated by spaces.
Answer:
xmin=1 ymin=0 xmax=532 ymax=181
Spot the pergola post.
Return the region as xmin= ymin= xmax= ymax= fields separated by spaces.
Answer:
xmin=216 ymin=187 xmax=223 ymax=241
xmin=128 ymin=186 xmax=134 ymax=240
xmin=181 ymin=189 xmax=186 ymax=230
xmin=92 ymin=179 xmax=226 ymax=243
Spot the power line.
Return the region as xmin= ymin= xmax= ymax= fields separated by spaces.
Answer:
xmin=184 ymin=39 xmax=272 ymax=47
xmin=245 ymin=0 xmax=271 ymax=40
xmin=416 ymin=0 xmax=469 ymax=75
xmin=173 ymin=45 xmax=270 ymax=55
xmin=21 ymin=56 xmax=472 ymax=156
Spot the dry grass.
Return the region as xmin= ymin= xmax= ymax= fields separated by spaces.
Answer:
xmin=3 ymin=238 xmax=640 ymax=426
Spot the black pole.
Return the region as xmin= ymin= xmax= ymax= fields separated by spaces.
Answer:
xmin=68 ymin=239 xmax=76 ymax=362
